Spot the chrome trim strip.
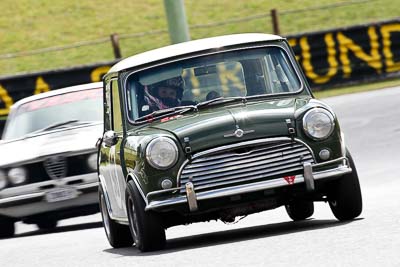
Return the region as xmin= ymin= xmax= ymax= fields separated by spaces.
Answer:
xmin=127 ymin=173 xmax=148 ymax=205
xmin=76 ymin=182 xmax=99 ymax=190
xmin=0 ymin=181 xmax=99 ymax=205
xmin=313 ymin=157 xmax=348 ymax=167
xmin=145 ymin=165 xmax=351 ymax=211
xmin=0 ymin=192 xmax=45 ymax=205
xmin=99 ymin=174 xmax=115 ymax=220
xmin=146 ymin=187 xmax=178 ymax=199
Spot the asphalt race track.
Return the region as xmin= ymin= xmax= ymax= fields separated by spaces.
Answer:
xmin=1 ymin=86 xmax=400 ymax=266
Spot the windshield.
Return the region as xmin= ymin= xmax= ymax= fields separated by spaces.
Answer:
xmin=125 ymin=47 xmax=301 ymax=121
xmin=2 ymin=88 xmax=102 ymax=140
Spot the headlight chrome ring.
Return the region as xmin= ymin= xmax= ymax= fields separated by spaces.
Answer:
xmin=146 ymin=137 xmax=178 ymax=170
xmin=303 ymin=108 xmax=335 ymax=140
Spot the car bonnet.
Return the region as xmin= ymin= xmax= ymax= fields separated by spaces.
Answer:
xmin=147 ymin=97 xmax=309 ymax=153
xmin=0 ymin=123 xmax=102 ymax=168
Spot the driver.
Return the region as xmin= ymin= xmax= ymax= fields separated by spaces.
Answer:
xmin=145 ymin=77 xmax=184 ymax=110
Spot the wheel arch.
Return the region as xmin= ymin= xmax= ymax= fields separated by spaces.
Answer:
xmin=126 ymin=172 xmax=148 ymax=206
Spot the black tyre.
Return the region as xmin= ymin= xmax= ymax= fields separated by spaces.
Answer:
xmin=126 ymin=180 xmax=166 ymax=252
xmin=285 ymin=201 xmax=314 ymax=221
xmin=328 ymin=150 xmax=363 ymax=221
xmin=0 ymin=216 xmax=15 ymax=238
xmin=36 ymin=219 xmax=58 ymax=230
xmin=99 ymin=185 xmax=133 ymax=248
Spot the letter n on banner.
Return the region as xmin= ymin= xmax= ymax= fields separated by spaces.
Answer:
xmin=337 ymin=26 xmax=382 ymax=77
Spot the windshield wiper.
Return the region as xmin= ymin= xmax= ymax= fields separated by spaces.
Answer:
xmin=196 ymin=96 xmax=246 ymax=109
xmin=135 ymin=105 xmax=196 ymax=123
xmin=134 ymin=97 xmax=247 ymax=123
xmin=27 ymin=120 xmax=81 ymax=135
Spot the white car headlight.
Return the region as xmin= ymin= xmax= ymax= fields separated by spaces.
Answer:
xmin=303 ymin=108 xmax=335 ymax=140
xmin=8 ymin=167 xmax=27 ymax=185
xmin=146 ymin=137 xmax=178 ymax=170
xmin=0 ymin=170 xmax=7 ymax=189
xmin=87 ymin=153 xmax=98 ymax=171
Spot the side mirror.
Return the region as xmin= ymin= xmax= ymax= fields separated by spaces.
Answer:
xmin=103 ymin=131 xmax=118 ymax=147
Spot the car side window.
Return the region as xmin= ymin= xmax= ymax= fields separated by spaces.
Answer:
xmin=111 ymin=79 xmax=123 ymax=133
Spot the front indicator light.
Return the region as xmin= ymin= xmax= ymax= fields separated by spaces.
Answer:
xmin=161 ymin=178 xmax=173 ymax=189
xmin=319 ymin=149 xmax=331 ymax=160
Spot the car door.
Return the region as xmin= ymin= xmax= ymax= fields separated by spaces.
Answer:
xmin=100 ymin=79 xmax=127 ymax=219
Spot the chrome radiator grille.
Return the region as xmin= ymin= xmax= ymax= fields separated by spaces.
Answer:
xmin=179 ymin=140 xmax=314 ymax=193
xmin=44 ymin=156 xmax=67 ymax=179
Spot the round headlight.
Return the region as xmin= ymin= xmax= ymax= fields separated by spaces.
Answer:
xmin=87 ymin=153 xmax=98 ymax=171
xmin=8 ymin=167 xmax=27 ymax=185
xmin=0 ymin=170 xmax=7 ymax=189
xmin=146 ymin=137 xmax=178 ymax=170
xmin=303 ymin=108 xmax=335 ymax=140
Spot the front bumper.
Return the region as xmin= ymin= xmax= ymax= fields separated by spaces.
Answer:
xmin=145 ymin=157 xmax=351 ymax=212
xmin=0 ymin=173 xmax=99 ymax=218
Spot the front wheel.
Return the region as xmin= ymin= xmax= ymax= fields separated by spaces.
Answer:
xmin=285 ymin=201 xmax=314 ymax=221
xmin=99 ymin=185 xmax=133 ymax=248
xmin=328 ymin=151 xmax=363 ymax=221
xmin=0 ymin=216 xmax=15 ymax=238
xmin=126 ymin=180 xmax=166 ymax=252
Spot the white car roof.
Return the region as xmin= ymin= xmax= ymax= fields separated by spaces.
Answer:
xmin=109 ymin=33 xmax=283 ymax=73
xmin=12 ymin=82 xmax=103 ymax=108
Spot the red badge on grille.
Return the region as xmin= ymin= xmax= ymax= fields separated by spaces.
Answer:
xmin=284 ymin=175 xmax=296 ymax=184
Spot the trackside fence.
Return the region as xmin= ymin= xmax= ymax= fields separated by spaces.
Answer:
xmin=1 ymin=18 xmax=400 ymax=133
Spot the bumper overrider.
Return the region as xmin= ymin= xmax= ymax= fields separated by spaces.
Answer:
xmin=0 ymin=173 xmax=99 ymax=218
xmin=145 ymin=157 xmax=351 ymax=212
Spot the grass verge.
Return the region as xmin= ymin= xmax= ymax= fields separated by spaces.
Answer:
xmin=313 ymin=78 xmax=400 ymax=99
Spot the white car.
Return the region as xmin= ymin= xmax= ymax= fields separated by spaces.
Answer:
xmin=0 ymin=82 xmax=103 ymax=237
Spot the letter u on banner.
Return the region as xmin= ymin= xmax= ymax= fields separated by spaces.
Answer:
xmin=300 ymin=33 xmax=338 ymax=84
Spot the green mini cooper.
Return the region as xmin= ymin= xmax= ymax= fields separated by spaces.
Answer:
xmin=98 ymin=33 xmax=362 ymax=252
